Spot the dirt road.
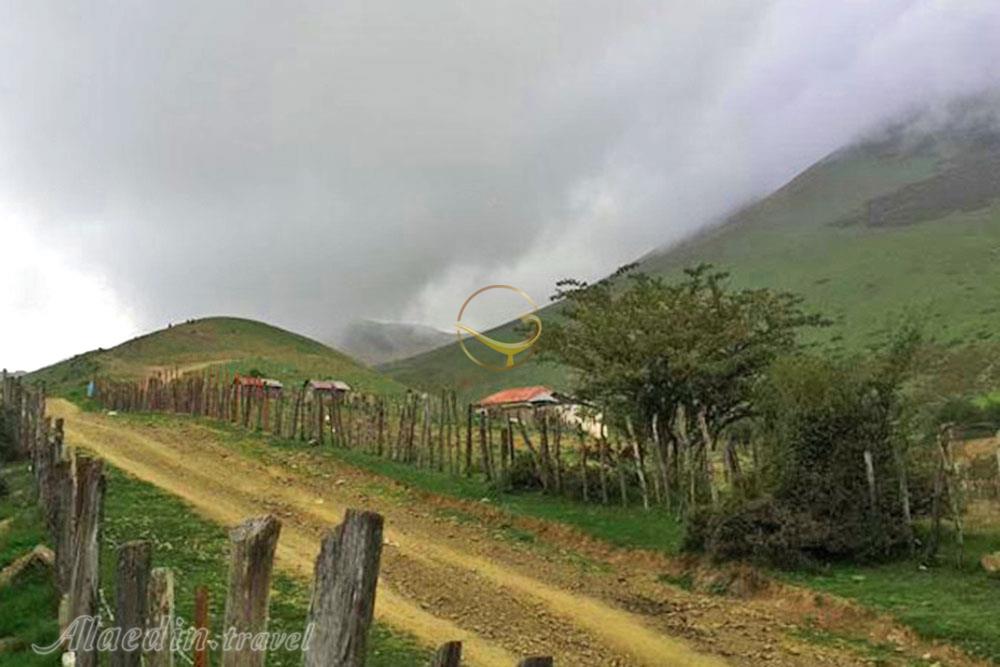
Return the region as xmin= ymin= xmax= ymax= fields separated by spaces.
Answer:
xmin=48 ymin=400 xmax=978 ymax=666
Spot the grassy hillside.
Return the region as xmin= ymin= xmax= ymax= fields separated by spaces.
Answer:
xmin=386 ymin=123 xmax=1000 ymax=397
xmin=28 ymin=317 xmax=407 ymax=397
xmin=641 ymin=125 xmax=1000 ymax=353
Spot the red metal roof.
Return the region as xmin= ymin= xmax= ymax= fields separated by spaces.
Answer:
xmin=233 ymin=375 xmax=283 ymax=388
xmin=477 ymin=386 xmax=556 ymax=407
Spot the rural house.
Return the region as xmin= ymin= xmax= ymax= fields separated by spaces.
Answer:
xmin=476 ymin=386 xmax=563 ymax=411
xmin=478 ymin=385 xmax=604 ymax=437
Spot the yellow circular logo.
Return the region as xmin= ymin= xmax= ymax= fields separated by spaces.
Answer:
xmin=456 ymin=285 xmax=542 ymax=371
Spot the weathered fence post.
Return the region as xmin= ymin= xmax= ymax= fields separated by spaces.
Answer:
xmin=52 ymin=459 xmax=75 ymax=596
xmin=995 ymin=446 xmax=1000 ymax=500
xmin=145 ymin=568 xmax=174 ymax=667
xmin=302 ymin=509 xmax=384 ymax=667
xmin=222 ymin=515 xmax=282 ymax=667
xmin=465 ymin=403 xmax=473 ymax=476
xmin=113 ymin=540 xmax=153 ymax=667
xmin=193 ymin=585 xmax=210 ymax=667
xmin=863 ymin=448 xmax=877 ymax=513
xmin=68 ymin=456 xmax=106 ymax=667
xmin=431 ymin=640 xmax=462 ymax=667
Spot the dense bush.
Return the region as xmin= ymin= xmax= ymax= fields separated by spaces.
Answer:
xmin=507 ymin=450 xmax=544 ymax=491
xmin=686 ymin=354 xmax=916 ymax=566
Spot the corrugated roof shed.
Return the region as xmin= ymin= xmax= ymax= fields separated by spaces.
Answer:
xmin=477 ymin=385 xmax=558 ymax=408
xmin=307 ymin=379 xmax=352 ymax=392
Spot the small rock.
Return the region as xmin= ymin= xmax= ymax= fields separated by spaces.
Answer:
xmin=981 ymin=551 xmax=1000 ymax=575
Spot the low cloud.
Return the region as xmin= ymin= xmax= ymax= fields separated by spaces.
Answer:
xmin=2 ymin=1 xmax=999 ymax=368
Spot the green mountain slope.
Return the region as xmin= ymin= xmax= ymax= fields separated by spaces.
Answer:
xmin=29 ymin=317 xmax=407 ymax=397
xmin=379 ymin=320 xmax=571 ymax=403
xmin=385 ymin=123 xmax=1000 ymax=398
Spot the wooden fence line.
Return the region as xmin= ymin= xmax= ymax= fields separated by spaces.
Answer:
xmin=90 ymin=372 xmax=670 ymax=514
xmin=0 ymin=372 xmax=555 ymax=665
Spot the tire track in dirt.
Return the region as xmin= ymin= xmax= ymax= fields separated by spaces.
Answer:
xmin=50 ymin=399 xmax=726 ymax=667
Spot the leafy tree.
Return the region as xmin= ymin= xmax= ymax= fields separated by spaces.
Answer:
xmin=541 ymin=264 xmax=825 ymax=508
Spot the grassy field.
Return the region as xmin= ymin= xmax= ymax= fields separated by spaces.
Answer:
xmin=28 ymin=317 xmax=407 ymax=398
xmin=783 ymin=525 xmax=1000 ymax=662
xmin=0 ymin=460 xmax=429 ymax=666
xmin=384 ymin=127 xmax=1000 ymax=398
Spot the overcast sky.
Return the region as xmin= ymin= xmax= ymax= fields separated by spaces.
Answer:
xmin=2 ymin=1 xmax=1000 ymax=371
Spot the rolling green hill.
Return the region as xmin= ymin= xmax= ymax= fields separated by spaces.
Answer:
xmin=28 ymin=317 xmax=407 ymax=397
xmin=385 ymin=122 xmax=1000 ymax=399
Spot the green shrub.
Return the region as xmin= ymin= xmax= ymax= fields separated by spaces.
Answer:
xmin=686 ymin=354 xmax=915 ymax=567
xmin=507 ymin=450 xmax=543 ymax=491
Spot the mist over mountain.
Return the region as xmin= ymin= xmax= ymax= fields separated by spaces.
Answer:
xmin=335 ymin=320 xmax=453 ymax=366
xmin=385 ymin=100 xmax=1000 ymax=397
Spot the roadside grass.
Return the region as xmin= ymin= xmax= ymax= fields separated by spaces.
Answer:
xmin=98 ymin=465 xmax=429 ymax=667
xmin=0 ymin=463 xmax=60 ymax=667
xmin=782 ymin=527 xmax=1000 ymax=663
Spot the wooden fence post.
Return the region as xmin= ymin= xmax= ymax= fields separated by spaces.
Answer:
xmin=222 ymin=515 xmax=282 ymax=667
xmin=431 ymin=640 xmax=462 ymax=667
xmin=863 ymin=448 xmax=877 ymax=513
xmin=68 ymin=456 xmax=106 ymax=667
xmin=303 ymin=510 xmax=384 ymax=667
xmin=193 ymin=586 xmax=210 ymax=667
xmin=52 ymin=459 xmax=75 ymax=595
xmin=113 ymin=540 xmax=152 ymax=667
xmin=995 ymin=446 xmax=1000 ymax=500
xmin=145 ymin=568 xmax=174 ymax=667
xmin=465 ymin=403 xmax=473 ymax=476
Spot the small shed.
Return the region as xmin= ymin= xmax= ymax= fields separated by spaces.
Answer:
xmin=305 ymin=379 xmax=352 ymax=398
xmin=233 ymin=375 xmax=284 ymax=398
